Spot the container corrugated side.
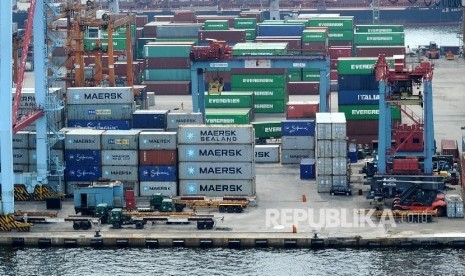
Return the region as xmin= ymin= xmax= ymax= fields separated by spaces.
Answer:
xmin=232 ymin=88 xmax=287 ymax=101
xmin=332 ymin=175 xmax=348 ymax=188
xmin=205 ymin=92 xmax=254 ymax=108
xmin=66 ymin=104 xmax=134 ymax=121
xmin=252 ymin=121 xmax=282 ymax=139
xmin=101 ymin=166 xmax=139 ymax=182
xmin=316 ymin=158 xmax=332 ymax=176
xmin=29 ymin=149 xmax=63 ymax=165
xmin=317 ymin=176 xmax=332 ymax=193
xmin=254 ymin=145 xmax=280 ymax=163
xmin=65 ymin=166 xmax=101 ymax=181
xmin=254 ymin=100 xmax=285 ymax=113
xmin=101 ymin=130 xmax=140 ymax=150
xmin=178 ymin=125 xmax=254 ymax=144
xmin=166 ymin=113 xmax=204 ymax=130
xmin=13 ymin=131 xmax=29 ymax=148
xmin=338 ymin=90 xmax=380 ymax=105
xmin=64 ymin=150 xmax=101 ymax=166
xmin=333 ymin=157 xmax=348 ymax=175
xmin=178 ymin=144 xmax=253 ymax=162
xmin=179 ymin=179 xmax=255 ymax=196
xmin=355 ymin=25 xmax=404 ymax=33
xmin=231 ymin=74 xmax=286 ymax=88
xmin=281 ymin=136 xmax=315 ymax=150
xmin=281 ymin=120 xmax=316 ymax=136
xmin=316 ymin=140 xmax=332 ymax=158
xmin=331 ymin=140 xmax=347 ymax=157
xmin=11 ymin=149 xmax=28 ymax=164
xmin=66 ymin=87 xmax=134 ymax=105
xmin=338 ymin=105 xmax=401 ymax=120
xmin=132 ymin=110 xmax=168 ymax=129
xmin=140 ymin=181 xmax=178 ymax=197
xmin=281 ymin=149 xmax=315 ymax=164
xmin=65 ymin=129 xmax=104 ymax=150
xmin=139 ymin=166 xmax=177 ymax=182
xmin=101 ymin=150 xmax=138 ymax=166
xmin=139 ymin=132 xmax=177 ymax=150
xmin=178 ymin=162 xmax=254 ymax=180
xmin=67 ymin=120 xmax=132 ymax=130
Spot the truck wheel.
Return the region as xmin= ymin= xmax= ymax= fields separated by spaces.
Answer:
xmin=219 ymin=206 xmax=226 ymax=213
xmin=80 ymin=221 xmax=90 ymax=230
xmin=73 ymin=222 xmax=81 ymax=230
xmin=205 ymin=221 xmax=214 ymax=229
xmin=175 ymin=205 xmax=184 ymax=212
xmin=227 ymin=206 xmax=234 ymax=213
xmin=197 ymin=221 xmax=206 ymax=230
xmin=234 ymin=206 xmax=243 ymax=213
xmin=113 ymin=221 xmax=121 ymax=229
xmin=434 ymin=206 xmax=445 ymax=217
xmin=135 ymin=221 xmax=144 ymax=229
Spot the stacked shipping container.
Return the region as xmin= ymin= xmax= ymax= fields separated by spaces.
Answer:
xmin=281 ymin=120 xmax=316 ymax=164
xmin=204 ymin=92 xmax=254 ymax=124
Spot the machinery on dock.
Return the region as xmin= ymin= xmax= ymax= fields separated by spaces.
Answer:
xmin=426 ymin=41 xmax=440 ymax=59
xmin=189 ymin=39 xmax=233 ymax=61
xmin=392 ymin=184 xmax=447 ymax=217
xmin=73 ymin=180 xmax=124 ymax=216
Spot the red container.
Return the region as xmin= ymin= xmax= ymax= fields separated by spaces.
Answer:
xmin=198 ymin=30 xmax=246 ymax=44
xmin=330 ymin=59 xmax=338 ymax=70
xmin=356 ymin=46 xmax=405 ymax=58
xmin=125 ymin=190 xmax=135 ymax=210
xmin=173 ymin=11 xmax=196 ymax=23
xmin=394 ymin=124 xmax=423 ymax=152
xmin=145 ymin=57 xmax=190 ymax=69
xmin=114 ymin=61 xmax=141 ymax=76
xmin=330 ymin=70 xmax=338 ymax=81
xmin=441 ymin=139 xmax=459 ymax=160
xmin=392 ymin=158 xmax=419 ymax=174
xmin=142 ymin=81 xmax=191 ymax=95
xmin=287 ymin=82 xmax=319 ymax=95
xmin=139 ymin=150 xmax=177 ymax=166
xmin=346 ymin=120 xmax=379 ymax=135
xmin=135 ymin=15 xmax=148 ymax=27
xmin=347 ymin=134 xmax=379 ymax=146
xmin=286 ymin=101 xmax=319 ymax=119
xmin=142 ymin=25 xmax=158 ymax=37
xmin=328 ymin=47 xmax=353 ymax=59
xmin=196 ymin=15 xmax=236 ymax=28
xmin=302 ymin=41 xmax=327 ymax=52
xmin=154 ymin=15 xmax=174 ymax=22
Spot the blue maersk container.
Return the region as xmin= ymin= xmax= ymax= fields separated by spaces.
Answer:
xmin=281 ymin=120 xmax=315 ymax=136
xmin=132 ymin=110 xmax=169 ymax=129
xmin=139 ymin=166 xmax=177 ymax=182
xmin=257 ymin=24 xmax=305 ymax=36
xmin=65 ymin=166 xmax=102 ymax=181
xmin=338 ymin=75 xmax=378 ymax=90
xmin=65 ymin=150 xmax=101 ymax=166
xmin=73 ymin=182 xmax=125 ymax=213
xmin=67 ymin=120 xmax=132 ymax=130
xmin=300 ymin=158 xmax=315 ymax=179
xmin=338 ymin=90 xmax=380 ymax=105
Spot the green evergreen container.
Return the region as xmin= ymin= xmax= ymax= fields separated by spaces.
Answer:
xmin=354 ymin=32 xmax=405 ymax=46
xmin=144 ymin=69 xmax=190 ymax=81
xmin=307 ymin=17 xmax=354 ymax=30
xmin=252 ymin=121 xmax=282 ymax=139
xmin=254 ymin=100 xmax=285 ymax=113
xmin=337 ymin=57 xmax=394 ymax=75
xmin=338 ymin=105 xmax=401 ymax=120
xmin=144 ymin=44 xmax=193 ymax=58
xmin=244 ymin=29 xmax=257 ymax=41
xmin=205 ymin=108 xmax=252 ymax=124
xmin=233 ymin=42 xmax=288 ymax=56
xmin=231 ymin=74 xmax=286 ymax=88
xmin=328 ymin=30 xmax=354 ymax=41
xmin=205 ymin=92 xmax=254 ymax=108
xmin=137 ymin=38 xmax=157 ymax=59
xmin=204 ymin=20 xmax=230 ymax=30
xmin=83 ymin=38 xmax=128 ymax=51
xmin=302 ymin=29 xmax=327 ymax=42
xmin=234 ymin=18 xmax=257 ymax=29
xmin=355 ymin=25 xmax=404 ymax=33
xmin=232 ymin=88 xmax=287 ymax=101
xmin=288 ymin=69 xmax=302 ymax=82
xmin=155 ymin=38 xmax=198 ymax=43
xmin=302 ymin=69 xmax=320 ymax=81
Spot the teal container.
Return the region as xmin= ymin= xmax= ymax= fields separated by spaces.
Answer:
xmin=234 ymin=18 xmax=257 ymax=29
xmin=254 ymin=100 xmax=285 ymax=113
xmin=144 ymin=69 xmax=190 ymax=81
xmin=144 ymin=44 xmax=193 ymax=58
xmin=232 ymin=88 xmax=287 ymax=101
xmin=252 ymin=121 xmax=282 ymax=139
xmin=328 ymin=30 xmax=354 ymax=41
xmin=302 ymin=69 xmax=320 ymax=81
xmin=337 ymin=57 xmax=394 ymax=75
xmin=205 ymin=92 xmax=254 ymax=108
xmin=302 ymin=29 xmax=327 ymax=42
xmin=338 ymin=105 xmax=401 ymax=120
xmin=231 ymin=74 xmax=286 ymax=88
xmin=205 ymin=108 xmax=252 ymax=124
xmin=355 ymin=25 xmax=404 ymax=33
xmin=288 ymin=69 xmax=302 ymax=82
xmin=354 ymin=32 xmax=405 ymax=46
xmin=204 ymin=20 xmax=229 ymax=30
xmin=307 ymin=17 xmax=354 ymax=30
xmin=244 ymin=29 xmax=257 ymax=41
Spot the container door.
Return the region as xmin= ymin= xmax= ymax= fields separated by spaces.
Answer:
xmin=95 ymin=193 xmax=103 ymax=205
xmin=88 ymin=193 xmax=95 ymax=207
xmin=80 ymin=193 xmax=87 ymax=208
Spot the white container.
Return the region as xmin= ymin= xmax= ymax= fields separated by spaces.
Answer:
xmin=102 ymin=165 xmax=139 ymax=182
xmin=317 ymin=175 xmax=332 ymax=193
xmin=178 ymin=125 xmax=254 ymax=144
xmin=254 ymin=145 xmax=280 ymax=163
xmin=65 ymin=129 xmax=104 ymax=150
xmin=101 ymin=150 xmax=138 ymax=166
xmin=316 ymin=140 xmax=332 ymax=158
xmin=147 ymin=92 xmax=155 ymax=106
xmin=281 ymin=136 xmax=315 ymax=150
xmin=332 ymin=157 xmax=347 ymax=175
xmin=281 ymin=149 xmax=315 ymax=164
xmin=140 ymin=181 xmax=177 ymax=197
xmin=166 ymin=113 xmax=204 ymax=130
xmin=13 ymin=131 xmax=29 ymax=149
xmin=316 ymin=113 xmax=332 ymax=140
xmin=317 ymin=158 xmax=332 ymax=176
xmin=139 ymin=132 xmax=177 ymax=150
xmin=179 ymin=179 xmax=255 ymax=196
xmin=331 ymin=140 xmax=347 ymax=157
xmin=178 ymin=162 xmax=255 ymax=180
xmin=331 ymin=113 xmax=347 ymax=139
xmin=178 ymin=144 xmax=253 ymax=162
xmin=66 ymin=87 xmax=134 ymax=105
xmin=101 ymin=130 xmax=141 ymax=150
xmin=332 ymin=175 xmax=348 ymax=188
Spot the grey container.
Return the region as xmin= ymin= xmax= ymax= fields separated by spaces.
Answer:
xmin=317 ymin=176 xmax=332 ymax=193
xmin=65 ymin=129 xmax=104 ymax=150
xmin=446 ymin=195 xmax=464 ymax=218
xmin=178 ymin=144 xmax=253 ymax=162
xmin=13 ymin=131 xmax=29 ymax=149
xmin=156 ymin=24 xmax=202 ymax=38
xmin=28 ymin=149 xmax=64 ymax=164
xmin=101 ymin=150 xmax=138 ymax=166
xmin=254 ymin=145 xmax=280 ymax=163
xmin=66 ymin=87 xmax=134 ymax=105
xmin=66 ymin=104 xmax=134 ymax=120
xmin=14 ymin=87 xmax=63 ymax=109
xmin=332 ymin=175 xmax=348 ymax=188
xmin=316 ymin=140 xmax=332 ymax=158
xmin=331 ymin=113 xmax=347 ymax=139
xmin=317 ymin=158 xmax=332 ymax=176
xmin=13 ymin=149 xmax=29 ymax=164
xmin=140 ymin=181 xmax=178 ymax=197
xmin=281 ymin=136 xmax=315 ymax=150
xmin=281 ymin=149 xmax=315 ymax=164
xmin=139 ymin=132 xmax=177 ymax=150
xmin=178 ymin=125 xmax=254 ymax=145
xmin=102 ymin=165 xmax=139 ymax=182
xmin=179 ymin=179 xmax=255 ymax=197
xmin=316 ymin=113 xmax=332 ymax=140
xmin=332 ymin=157 xmax=348 ymax=175
xmin=178 ymin=162 xmax=255 ymax=180
xmin=29 ymin=131 xmax=66 ymax=150
xmin=166 ymin=112 xmax=204 ymax=130
xmin=331 ymin=140 xmax=347 ymax=157
xmin=101 ymin=129 xmax=140 ymax=150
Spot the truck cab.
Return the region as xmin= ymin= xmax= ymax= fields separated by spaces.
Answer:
xmin=95 ymin=203 xmax=109 ymax=223
xmin=149 ymin=193 xmax=164 ymax=211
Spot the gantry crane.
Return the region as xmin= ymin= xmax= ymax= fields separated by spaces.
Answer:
xmin=374 ymin=54 xmax=434 ymax=175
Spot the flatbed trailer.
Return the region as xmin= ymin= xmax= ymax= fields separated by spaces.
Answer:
xmin=173 ymin=196 xmax=249 ymax=213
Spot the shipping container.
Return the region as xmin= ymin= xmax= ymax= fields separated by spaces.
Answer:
xmin=139 ymin=132 xmax=177 ymax=150
xmin=355 ymin=25 xmax=404 ymax=33
xmin=205 ymin=92 xmax=254 ymax=108
xmin=333 ymin=157 xmax=348 ymax=175
xmin=144 ymin=57 xmax=190 ymax=69
xmin=65 ymin=150 xmax=101 ymax=166
xmin=101 ymin=150 xmax=138 ymax=166
xmin=155 ymin=24 xmax=203 ymax=38
xmin=257 ymin=24 xmax=305 ymax=36
xmin=302 ymin=69 xmax=321 ymax=81
xmin=355 ymin=46 xmax=406 ymax=57
xmin=338 ymin=75 xmax=378 ymax=90
xmin=282 ymin=136 xmax=315 ymax=150
xmin=139 ymin=165 xmax=177 ymax=182
xmin=332 ymin=140 xmax=348 ymax=157
xmin=132 ymin=110 xmax=168 ymax=129
xmin=231 ymin=74 xmax=286 ymax=88
xmin=338 ymin=105 xmax=401 ymax=120
xmin=66 ymin=87 xmax=133 ymax=105
xmin=12 ymin=131 xmax=29 ymax=149
xmin=252 ymin=121 xmax=282 ymax=139
xmin=144 ymin=69 xmax=190 ymax=81
xmin=244 ymin=29 xmax=257 ymax=41
xmin=232 ymin=88 xmax=287 ymax=101
xmin=139 ymin=150 xmax=177 ymax=166
xmin=254 ymin=100 xmax=285 ymax=113
xmin=140 ymin=181 xmax=177 ymax=197
xmin=101 ymin=130 xmax=140 ymax=150
xmin=198 ymin=30 xmax=246 ymax=44
xmin=205 ymin=108 xmax=252 ymax=125
xmin=288 ymin=68 xmax=302 ymax=82
xmin=166 ymin=113 xmax=204 ymax=130
xmin=143 ymin=43 xmax=194 ymax=58
xmin=204 ymin=20 xmax=229 ymax=30
xmin=281 ymin=120 xmax=316 ymax=136
xmin=347 ymin=120 xmax=380 ymax=136
xmin=178 ymin=125 xmax=253 ymax=144
xmin=300 ymin=158 xmax=316 ymax=179
xmin=332 ymin=113 xmax=347 ymax=139
xmin=29 ymin=149 xmax=63 ymax=165
xmin=317 ymin=140 xmax=332 ymax=158
xmin=281 ymin=149 xmax=315 ymax=164
xmin=328 ymin=47 xmax=353 ymax=59
xmin=66 ymin=104 xmax=134 ymax=121
xmin=317 ymin=158 xmax=332 ymax=176
xmin=327 ymin=30 xmax=354 ymax=41
xmin=67 ymin=120 xmax=132 ymax=130
xmin=101 ymin=165 xmax=138 ymax=182
xmin=287 ymin=81 xmax=319 ymax=96
xmin=338 ymin=90 xmax=380 ymax=105
xmin=65 ymin=129 xmax=104 ymax=150
xmin=332 ymin=175 xmax=348 ymax=188
xmin=354 ymin=32 xmax=405 ymax=46
xmin=337 ymin=57 xmax=394 ymax=75
xmin=302 ymin=29 xmax=328 ymax=42
xmin=232 ymin=42 xmax=288 ymax=56
xmin=142 ymin=81 xmax=191 ymax=95
xmin=178 ymin=162 xmax=254 ymax=180
xmin=234 ymin=18 xmax=257 ymax=29
xmin=179 ymin=179 xmax=255 ymax=196
xmin=286 ymin=101 xmax=319 ymax=119
xmin=307 ymin=17 xmax=354 ymax=30
xmin=254 ymin=37 xmax=302 ymax=53
xmin=254 ymin=145 xmax=280 ymax=163
xmin=65 ymin=166 xmax=101 ymax=181
xmin=10 ymin=149 xmax=28 ymax=164
xmin=178 ymin=144 xmax=253 ymax=162
xmin=317 ymin=175 xmax=332 ymax=193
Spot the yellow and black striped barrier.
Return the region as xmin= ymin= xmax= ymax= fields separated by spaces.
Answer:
xmin=14 ymin=185 xmax=30 ymax=201
xmin=0 ymin=215 xmax=31 ymax=232
xmin=33 ymin=185 xmax=53 ymax=201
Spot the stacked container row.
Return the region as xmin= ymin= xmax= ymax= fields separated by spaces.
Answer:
xmin=281 ymin=120 xmax=316 ymax=164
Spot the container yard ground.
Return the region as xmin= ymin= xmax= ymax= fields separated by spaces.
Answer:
xmin=13 ymin=57 xmax=465 ymax=247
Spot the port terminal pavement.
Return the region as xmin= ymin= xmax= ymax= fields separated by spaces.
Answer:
xmin=6 ymin=57 xmax=465 ymax=249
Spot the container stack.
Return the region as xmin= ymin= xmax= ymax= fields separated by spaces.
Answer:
xmin=204 ymin=92 xmax=254 ymax=125
xmin=337 ymin=57 xmax=401 ymax=145
xmin=307 ymin=16 xmax=354 ymax=48
xmin=66 ymin=87 xmax=134 ymax=130
xmin=177 ymin=125 xmax=256 ymax=197
xmin=101 ymin=130 xmax=141 ymax=195
xmin=83 ymin=25 xmax=135 ymax=52
xmin=28 ymin=132 xmax=64 ymax=174
xmin=281 ymin=120 xmax=315 ymax=164
xmin=315 ymin=113 xmax=348 ymax=193
xmin=354 ymin=25 xmax=405 ymax=57
xmin=446 ymin=195 xmax=464 ymax=218
xmin=9 ymin=131 xmax=30 ymax=173
xmin=234 ymin=18 xmax=257 ymax=41
xmin=138 ymin=131 xmax=178 ymax=197
xmin=64 ymin=129 xmax=104 ymax=194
